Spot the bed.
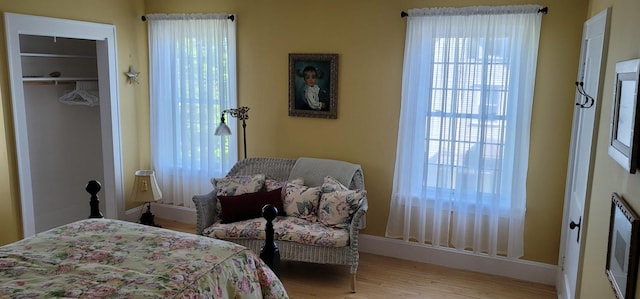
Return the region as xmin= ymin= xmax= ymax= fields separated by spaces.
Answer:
xmin=0 ymin=181 xmax=288 ymax=298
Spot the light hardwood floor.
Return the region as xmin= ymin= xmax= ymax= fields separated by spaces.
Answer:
xmin=156 ymin=218 xmax=557 ymax=299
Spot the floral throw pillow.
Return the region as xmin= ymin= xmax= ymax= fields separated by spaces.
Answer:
xmin=212 ymin=174 xmax=266 ymax=196
xmin=321 ymin=175 xmax=350 ymax=193
xmin=265 ymin=177 xmax=304 ymax=191
xmin=211 ymin=174 xmax=266 ymax=219
xmin=318 ymin=189 xmax=366 ymax=228
xmin=283 ymin=182 xmax=322 ymax=221
xmin=318 ymin=176 xmax=365 ymax=228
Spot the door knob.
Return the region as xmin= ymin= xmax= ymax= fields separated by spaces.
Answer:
xmin=569 ymin=217 xmax=582 ymax=243
xmin=570 ymin=220 xmax=580 ymax=230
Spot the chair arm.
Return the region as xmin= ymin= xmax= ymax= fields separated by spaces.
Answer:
xmin=348 ymin=195 xmax=369 ymax=247
xmin=192 ymin=190 xmax=218 ymax=235
xmin=352 ymin=195 xmax=368 ymax=229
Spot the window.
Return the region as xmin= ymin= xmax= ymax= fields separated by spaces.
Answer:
xmin=386 ymin=5 xmax=543 ymax=258
xmin=147 ymin=13 xmax=237 ymax=208
xmin=426 ymin=37 xmax=509 ymax=200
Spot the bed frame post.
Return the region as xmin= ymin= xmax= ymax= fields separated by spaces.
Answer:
xmin=86 ymin=180 xmax=104 ymax=218
xmin=260 ymin=204 xmax=280 ymax=277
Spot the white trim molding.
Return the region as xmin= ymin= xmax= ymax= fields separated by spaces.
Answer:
xmin=359 ymin=234 xmax=557 ymax=286
xmin=5 ymin=13 xmax=123 ymax=236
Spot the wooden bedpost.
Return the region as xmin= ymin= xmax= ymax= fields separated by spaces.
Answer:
xmin=260 ymin=204 xmax=280 ymax=277
xmin=86 ymin=180 xmax=104 ymax=219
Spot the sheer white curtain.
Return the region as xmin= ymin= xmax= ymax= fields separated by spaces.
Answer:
xmin=147 ymin=13 xmax=237 ymax=208
xmin=386 ymin=5 xmax=542 ymax=258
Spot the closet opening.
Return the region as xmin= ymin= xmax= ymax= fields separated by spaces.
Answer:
xmin=4 ymin=13 xmax=124 ymax=237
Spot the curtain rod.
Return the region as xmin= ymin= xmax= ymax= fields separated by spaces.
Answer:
xmin=401 ymin=6 xmax=548 ymax=18
xmin=141 ymin=14 xmax=235 ymax=21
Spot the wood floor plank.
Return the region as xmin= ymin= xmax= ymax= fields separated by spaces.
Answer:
xmin=156 ymin=218 xmax=557 ymax=298
xmin=279 ymin=253 xmax=556 ymax=299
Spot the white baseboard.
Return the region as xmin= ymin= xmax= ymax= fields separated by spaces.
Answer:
xmin=124 ymin=203 xmax=196 ymax=224
xmin=359 ymin=234 xmax=557 ymax=286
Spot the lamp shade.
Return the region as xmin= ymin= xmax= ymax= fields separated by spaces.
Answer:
xmin=131 ymin=170 xmax=162 ymax=203
xmin=214 ymin=122 xmax=232 ymax=136
xmin=214 ymin=107 xmax=249 ymax=159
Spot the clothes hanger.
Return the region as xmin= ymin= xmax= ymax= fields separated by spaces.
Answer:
xmin=58 ymin=81 xmax=99 ymax=107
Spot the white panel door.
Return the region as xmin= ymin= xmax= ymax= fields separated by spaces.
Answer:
xmin=557 ymin=8 xmax=610 ymax=299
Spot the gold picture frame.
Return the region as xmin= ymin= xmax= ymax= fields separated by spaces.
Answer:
xmin=288 ymin=53 xmax=338 ymax=119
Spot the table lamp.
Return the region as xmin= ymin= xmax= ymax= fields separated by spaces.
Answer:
xmin=131 ymin=170 xmax=162 ymax=227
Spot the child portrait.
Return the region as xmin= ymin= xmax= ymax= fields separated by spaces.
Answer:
xmin=288 ymin=53 xmax=338 ymax=119
xmin=296 ymin=64 xmax=329 ymax=111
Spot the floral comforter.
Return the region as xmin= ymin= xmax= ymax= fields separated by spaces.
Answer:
xmin=0 ymin=218 xmax=288 ymax=298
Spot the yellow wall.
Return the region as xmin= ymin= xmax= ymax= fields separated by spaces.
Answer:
xmin=0 ymin=0 xmax=587 ymax=267
xmin=0 ymin=83 xmax=18 ymax=244
xmin=144 ymin=0 xmax=586 ymax=265
xmin=580 ymin=0 xmax=640 ymax=298
xmin=0 ymin=0 xmax=148 ymax=244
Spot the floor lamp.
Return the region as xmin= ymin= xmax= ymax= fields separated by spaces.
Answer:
xmin=131 ymin=170 xmax=163 ymax=227
xmin=215 ymin=106 xmax=250 ymax=159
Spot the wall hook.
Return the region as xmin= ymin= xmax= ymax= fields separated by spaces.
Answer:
xmin=575 ymin=81 xmax=595 ymax=108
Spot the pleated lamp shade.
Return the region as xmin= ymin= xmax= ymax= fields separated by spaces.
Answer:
xmin=131 ymin=170 xmax=162 ymax=203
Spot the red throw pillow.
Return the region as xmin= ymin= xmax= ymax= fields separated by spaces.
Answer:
xmin=218 ymin=187 xmax=285 ymax=223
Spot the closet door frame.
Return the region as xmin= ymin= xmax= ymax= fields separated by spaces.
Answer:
xmin=4 ymin=12 xmax=124 ymax=237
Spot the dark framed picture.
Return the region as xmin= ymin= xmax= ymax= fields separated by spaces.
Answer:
xmin=606 ymin=192 xmax=640 ymax=299
xmin=608 ymin=59 xmax=640 ymax=173
xmin=288 ymin=53 xmax=338 ymax=119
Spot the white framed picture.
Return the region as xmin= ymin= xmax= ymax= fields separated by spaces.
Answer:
xmin=609 ymin=59 xmax=640 ymax=173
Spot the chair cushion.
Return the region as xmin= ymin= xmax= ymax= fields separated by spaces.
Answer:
xmin=203 ymin=216 xmax=349 ymax=248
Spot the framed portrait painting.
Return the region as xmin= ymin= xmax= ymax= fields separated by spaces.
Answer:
xmin=288 ymin=53 xmax=338 ymax=119
xmin=606 ymin=193 xmax=640 ymax=299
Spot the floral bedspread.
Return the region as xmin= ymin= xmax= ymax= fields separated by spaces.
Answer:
xmin=0 ymin=218 xmax=288 ymax=298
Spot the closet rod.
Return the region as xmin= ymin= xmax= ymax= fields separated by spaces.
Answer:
xmin=141 ymin=14 xmax=235 ymax=21
xmin=24 ymin=80 xmax=77 ymax=86
xmin=23 ymin=77 xmax=98 ymax=86
xmin=401 ymin=6 xmax=548 ymax=18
